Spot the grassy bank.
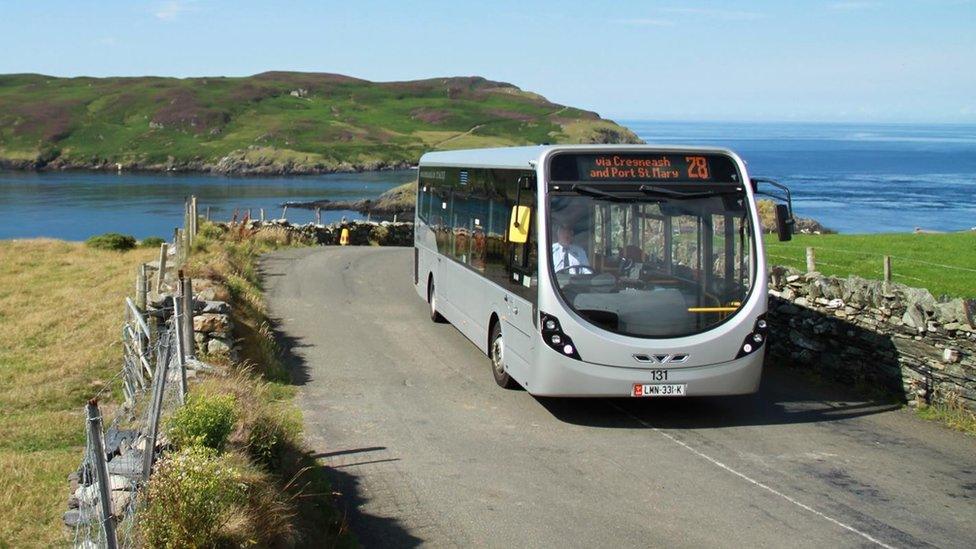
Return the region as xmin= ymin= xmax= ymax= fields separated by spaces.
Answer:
xmin=172 ymin=221 xmax=353 ymax=546
xmin=766 ymin=232 xmax=976 ymax=298
xmin=0 ymin=240 xmax=155 ymax=547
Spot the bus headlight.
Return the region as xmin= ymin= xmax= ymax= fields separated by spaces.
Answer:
xmin=540 ymin=312 xmax=581 ymax=360
xmin=735 ymin=314 xmax=768 ymax=359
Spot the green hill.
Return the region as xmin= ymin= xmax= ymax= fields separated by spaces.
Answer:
xmin=0 ymin=72 xmax=641 ymax=174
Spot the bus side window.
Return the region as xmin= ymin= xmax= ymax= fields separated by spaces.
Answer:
xmin=506 ymin=172 xmax=536 ymax=303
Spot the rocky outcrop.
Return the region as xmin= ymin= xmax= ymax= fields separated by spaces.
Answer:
xmin=768 ymin=266 xmax=975 ymax=412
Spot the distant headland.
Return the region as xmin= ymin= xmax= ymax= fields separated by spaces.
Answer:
xmin=0 ymin=72 xmax=641 ymax=175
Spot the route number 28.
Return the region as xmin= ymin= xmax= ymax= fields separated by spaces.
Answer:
xmin=686 ymin=156 xmax=709 ymax=180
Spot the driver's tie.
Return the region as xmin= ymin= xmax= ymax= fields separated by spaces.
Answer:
xmin=563 ymin=249 xmax=569 ymax=271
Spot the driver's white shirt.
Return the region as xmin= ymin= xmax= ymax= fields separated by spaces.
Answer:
xmin=551 ymin=242 xmax=590 ymax=271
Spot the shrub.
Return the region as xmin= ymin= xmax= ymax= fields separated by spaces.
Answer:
xmin=246 ymin=407 xmax=300 ymax=470
xmin=197 ymin=222 xmax=225 ymax=240
xmin=369 ymin=225 xmax=389 ymax=245
xmin=141 ymin=446 xmax=244 ymax=548
xmin=167 ymin=393 xmax=237 ymax=451
xmin=84 ymin=232 xmax=136 ymax=251
xmin=139 ymin=236 xmax=165 ymax=248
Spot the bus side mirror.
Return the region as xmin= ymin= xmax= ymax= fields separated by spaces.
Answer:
xmin=508 ymin=205 xmax=531 ymax=243
xmin=775 ymin=203 xmax=794 ymax=242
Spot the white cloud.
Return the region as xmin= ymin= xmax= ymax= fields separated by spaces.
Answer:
xmin=153 ymin=0 xmax=196 ymax=21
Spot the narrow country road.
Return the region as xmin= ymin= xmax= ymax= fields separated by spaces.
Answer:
xmin=262 ymin=247 xmax=976 ymax=548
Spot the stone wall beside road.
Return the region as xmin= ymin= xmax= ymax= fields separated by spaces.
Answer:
xmin=768 ymin=266 xmax=975 ymax=412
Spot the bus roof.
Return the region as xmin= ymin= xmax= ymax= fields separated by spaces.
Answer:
xmin=418 ymin=144 xmax=737 ymax=170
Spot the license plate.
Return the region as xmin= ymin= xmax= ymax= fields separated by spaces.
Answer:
xmin=632 ymin=383 xmax=686 ymax=397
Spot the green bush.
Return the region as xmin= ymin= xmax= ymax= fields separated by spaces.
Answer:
xmin=246 ymin=407 xmax=300 ymax=469
xmin=84 ymin=232 xmax=136 ymax=251
xmin=139 ymin=236 xmax=165 ymax=248
xmin=167 ymin=393 xmax=237 ymax=451
xmin=141 ymin=446 xmax=244 ymax=548
xmin=198 ymin=222 xmax=225 ymax=240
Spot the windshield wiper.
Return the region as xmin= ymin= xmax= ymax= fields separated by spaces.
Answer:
xmin=639 ymin=185 xmax=741 ymax=199
xmin=570 ymin=184 xmax=628 ymax=202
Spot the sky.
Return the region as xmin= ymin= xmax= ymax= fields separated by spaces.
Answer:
xmin=1 ymin=0 xmax=974 ymax=123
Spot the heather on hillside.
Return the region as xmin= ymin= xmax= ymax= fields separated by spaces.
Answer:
xmin=0 ymin=72 xmax=641 ymax=174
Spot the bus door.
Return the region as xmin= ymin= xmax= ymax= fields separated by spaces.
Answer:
xmin=502 ymin=177 xmax=537 ymax=379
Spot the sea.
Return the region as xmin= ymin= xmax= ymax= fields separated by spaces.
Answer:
xmin=0 ymin=121 xmax=973 ymax=240
xmin=624 ymin=121 xmax=976 ymax=234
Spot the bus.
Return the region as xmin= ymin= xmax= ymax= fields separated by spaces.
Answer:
xmin=413 ymin=145 xmax=794 ymax=397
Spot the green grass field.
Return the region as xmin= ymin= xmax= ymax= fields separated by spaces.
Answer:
xmin=0 ymin=240 xmax=155 ymax=547
xmin=765 ymin=232 xmax=976 ymax=299
xmin=0 ymin=72 xmax=640 ymax=171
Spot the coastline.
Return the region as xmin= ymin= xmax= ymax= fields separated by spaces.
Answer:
xmin=0 ymin=157 xmax=415 ymax=176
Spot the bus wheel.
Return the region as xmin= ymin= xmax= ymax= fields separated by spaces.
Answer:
xmin=428 ymin=279 xmax=445 ymax=323
xmin=490 ymin=322 xmax=517 ymax=389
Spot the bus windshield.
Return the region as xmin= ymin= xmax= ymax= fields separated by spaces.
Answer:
xmin=547 ymin=185 xmax=755 ymax=338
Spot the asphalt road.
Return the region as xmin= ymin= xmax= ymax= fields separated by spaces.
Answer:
xmin=262 ymin=246 xmax=976 ymax=548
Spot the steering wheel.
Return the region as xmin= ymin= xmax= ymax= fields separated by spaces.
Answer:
xmin=555 ymin=265 xmax=594 ymax=275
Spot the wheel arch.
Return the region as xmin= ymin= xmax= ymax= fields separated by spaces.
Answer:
xmin=487 ymin=312 xmax=500 ymax=352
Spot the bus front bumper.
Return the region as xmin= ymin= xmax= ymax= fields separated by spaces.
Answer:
xmin=523 ymin=350 xmax=764 ymax=397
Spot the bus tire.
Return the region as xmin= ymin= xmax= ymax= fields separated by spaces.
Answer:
xmin=489 ymin=322 xmax=518 ymax=389
xmin=428 ymin=278 xmax=445 ymax=323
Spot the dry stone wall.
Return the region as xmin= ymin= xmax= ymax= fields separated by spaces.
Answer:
xmin=767 ymin=266 xmax=976 ymax=412
xmin=223 ymin=219 xmax=414 ymax=246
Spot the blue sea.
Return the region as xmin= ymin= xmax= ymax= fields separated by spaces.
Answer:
xmin=623 ymin=121 xmax=976 ymax=233
xmin=0 ymin=121 xmax=973 ymax=240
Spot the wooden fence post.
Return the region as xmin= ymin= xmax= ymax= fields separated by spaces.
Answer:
xmin=143 ymin=336 xmax=170 ymax=481
xmin=315 ymin=207 xmax=322 ymax=225
xmin=136 ymin=264 xmax=147 ymax=311
xmin=883 ymin=255 xmax=892 ymax=283
xmin=805 ymin=247 xmax=816 ymax=273
xmin=86 ymin=400 xmax=118 ymax=549
xmin=281 ymin=205 xmax=288 ymax=220
xmin=181 ymin=276 xmax=195 ymax=361
xmin=205 ymin=206 xmax=211 ymax=222
xmin=260 ymin=208 xmax=266 ymax=222
xmin=190 ymin=195 xmax=198 ymax=241
xmin=172 ymin=297 xmax=189 ymax=405
xmin=155 ymin=243 xmax=168 ymax=294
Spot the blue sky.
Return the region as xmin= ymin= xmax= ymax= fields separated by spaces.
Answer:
xmin=1 ymin=0 xmax=973 ymax=123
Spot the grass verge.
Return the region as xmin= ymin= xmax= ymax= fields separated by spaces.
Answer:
xmin=170 ymin=221 xmax=354 ymax=546
xmin=765 ymin=232 xmax=976 ymax=298
xmin=0 ymin=240 xmax=155 ymax=547
xmin=917 ymin=402 xmax=976 ymax=436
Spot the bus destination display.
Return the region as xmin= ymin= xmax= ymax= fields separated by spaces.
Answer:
xmin=550 ymin=153 xmax=740 ymax=183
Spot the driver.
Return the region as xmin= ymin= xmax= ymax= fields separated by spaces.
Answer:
xmin=552 ymin=222 xmax=592 ymax=274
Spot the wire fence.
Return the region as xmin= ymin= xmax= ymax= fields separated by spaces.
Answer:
xmin=67 ymin=197 xmax=200 ymax=548
xmin=765 ymin=241 xmax=974 ymax=294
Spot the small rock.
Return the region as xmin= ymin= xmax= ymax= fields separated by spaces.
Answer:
xmin=942 ymin=348 xmax=960 ymax=363
xmin=827 ymin=298 xmax=845 ymax=309
xmin=207 ymin=337 xmax=232 ymax=355
xmin=196 ymin=287 xmax=217 ymax=301
xmin=200 ymin=300 xmax=230 ymax=314
xmin=63 ymin=508 xmax=95 ymax=528
xmin=194 ymin=313 xmax=230 ymax=334
xmin=902 ymin=303 xmax=926 ymax=330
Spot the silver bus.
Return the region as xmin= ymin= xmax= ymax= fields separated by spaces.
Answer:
xmin=413 ymin=145 xmax=793 ymax=397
